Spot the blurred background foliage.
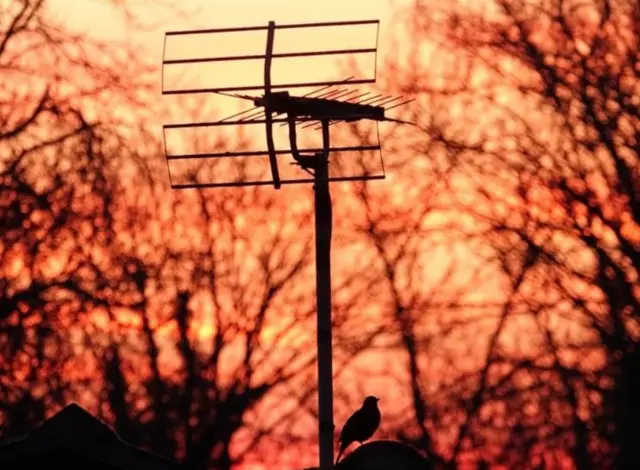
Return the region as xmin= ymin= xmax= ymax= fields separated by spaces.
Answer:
xmin=1 ymin=1 xmax=638 ymax=469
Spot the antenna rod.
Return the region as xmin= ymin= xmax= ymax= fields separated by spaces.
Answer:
xmin=264 ymin=20 xmax=281 ymax=189
xmin=316 ymin=119 xmax=334 ymax=470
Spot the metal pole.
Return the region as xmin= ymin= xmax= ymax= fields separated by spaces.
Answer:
xmin=315 ymin=119 xmax=334 ymax=470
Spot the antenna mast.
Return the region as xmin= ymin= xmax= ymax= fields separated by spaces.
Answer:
xmin=161 ymin=20 xmax=412 ymax=470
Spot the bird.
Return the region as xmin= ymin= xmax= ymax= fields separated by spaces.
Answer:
xmin=335 ymin=396 xmax=381 ymax=463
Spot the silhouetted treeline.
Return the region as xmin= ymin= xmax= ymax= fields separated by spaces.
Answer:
xmin=371 ymin=0 xmax=639 ymax=468
xmin=2 ymin=1 xmax=638 ymax=470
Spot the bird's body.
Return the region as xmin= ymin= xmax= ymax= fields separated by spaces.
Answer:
xmin=336 ymin=396 xmax=381 ymax=463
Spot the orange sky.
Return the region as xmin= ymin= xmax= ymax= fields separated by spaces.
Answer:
xmin=47 ymin=0 xmax=414 ymax=190
xmin=35 ymin=2 xmax=520 ymax=469
xmin=11 ymin=2 xmax=633 ymax=469
xmin=38 ymin=3 xmax=419 ymax=468
xmin=50 ymin=0 xmax=403 ymax=55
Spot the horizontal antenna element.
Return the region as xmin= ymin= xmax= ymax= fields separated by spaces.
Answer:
xmin=161 ymin=19 xmax=411 ymax=189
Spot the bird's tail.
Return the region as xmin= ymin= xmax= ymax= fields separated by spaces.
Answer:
xmin=335 ymin=444 xmax=346 ymax=465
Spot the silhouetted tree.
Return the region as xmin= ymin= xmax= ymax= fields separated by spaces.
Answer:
xmin=1 ymin=4 xmax=394 ymax=470
xmin=1 ymin=0 xmax=154 ymax=433
xmin=377 ymin=0 xmax=638 ymax=468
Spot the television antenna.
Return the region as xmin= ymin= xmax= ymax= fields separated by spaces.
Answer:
xmin=161 ymin=19 xmax=412 ymax=470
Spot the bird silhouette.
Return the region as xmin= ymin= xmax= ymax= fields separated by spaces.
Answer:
xmin=336 ymin=396 xmax=381 ymax=463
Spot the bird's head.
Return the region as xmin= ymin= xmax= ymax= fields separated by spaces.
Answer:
xmin=363 ymin=396 xmax=379 ymax=407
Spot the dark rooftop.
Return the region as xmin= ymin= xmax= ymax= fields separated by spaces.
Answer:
xmin=0 ymin=403 xmax=182 ymax=470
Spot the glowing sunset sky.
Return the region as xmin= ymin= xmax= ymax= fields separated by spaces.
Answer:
xmin=35 ymin=2 xmax=501 ymax=469
xmin=48 ymin=0 xmax=413 ymax=189
xmin=50 ymin=0 xmax=403 ymax=56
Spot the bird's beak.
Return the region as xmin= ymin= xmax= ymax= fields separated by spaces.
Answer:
xmin=375 ymin=397 xmax=380 ymax=402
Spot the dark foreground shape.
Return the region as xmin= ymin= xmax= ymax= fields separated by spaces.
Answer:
xmin=0 ymin=403 xmax=181 ymax=470
xmin=338 ymin=441 xmax=434 ymax=470
xmin=303 ymin=440 xmax=434 ymax=470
